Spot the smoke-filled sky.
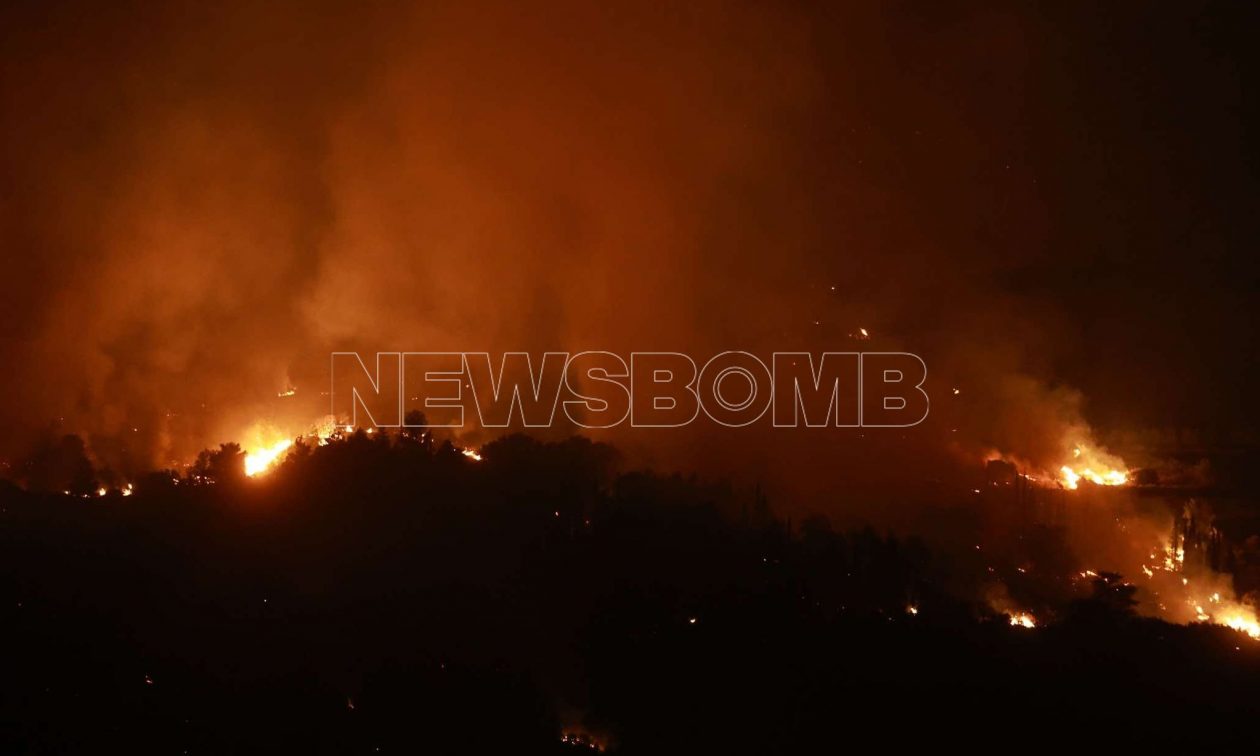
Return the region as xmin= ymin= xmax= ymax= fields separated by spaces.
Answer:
xmin=1 ymin=1 xmax=1257 ymax=505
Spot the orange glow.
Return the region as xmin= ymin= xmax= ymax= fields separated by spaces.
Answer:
xmin=244 ymin=439 xmax=294 ymax=477
xmin=1009 ymin=612 xmax=1036 ymax=629
xmin=1132 ymin=532 xmax=1260 ymax=640
xmin=1058 ymin=444 xmax=1128 ymax=490
xmin=1218 ymin=610 xmax=1260 ymax=640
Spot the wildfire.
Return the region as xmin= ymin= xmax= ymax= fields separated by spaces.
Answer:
xmin=1189 ymin=592 xmax=1260 ymax=639
xmin=1008 ymin=612 xmax=1036 ymax=629
xmin=1058 ymin=444 xmax=1128 ymax=490
xmin=1134 ymin=531 xmax=1260 ymax=640
xmin=237 ymin=417 xmax=353 ymax=478
xmin=1186 ymin=594 xmax=1260 ymax=639
xmin=461 ymin=447 xmax=483 ymax=462
xmin=1218 ymin=611 xmax=1260 ymax=640
xmin=244 ymin=439 xmax=294 ymax=477
xmin=311 ymin=416 xmax=341 ymax=445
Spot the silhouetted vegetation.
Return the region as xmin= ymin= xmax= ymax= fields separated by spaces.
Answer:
xmin=1 ymin=432 xmax=1259 ymax=753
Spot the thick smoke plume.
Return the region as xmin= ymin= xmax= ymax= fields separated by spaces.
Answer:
xmin=2 ymin=1 xmax=1255 ymax=514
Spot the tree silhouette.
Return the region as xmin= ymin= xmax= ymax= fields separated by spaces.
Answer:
xmin=189 ymin=442 xmax=246 ymax=485
xmin=1069 ymin=571 xmax=1138 ymax=623
xmin=23 ymin=433 xmax=96 ymax=495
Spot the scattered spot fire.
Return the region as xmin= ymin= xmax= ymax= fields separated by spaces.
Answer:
xmin=1136 ymin=521 xmax=1260 ymax=640
xmin=981 ymin=435 xmax=1259 ymax=641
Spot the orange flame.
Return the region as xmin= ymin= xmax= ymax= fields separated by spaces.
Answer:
xmin=1058 ymin=444 xmax=1128 ymax=490
xmin=1008 ymin=612 xmax=1036 ymax=629
xmin=244 ymin=439 xmax=294 ymax=477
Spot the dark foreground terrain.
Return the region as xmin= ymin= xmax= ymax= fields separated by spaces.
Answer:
xmin=3 ymin=432 xmax=1259 ymax=753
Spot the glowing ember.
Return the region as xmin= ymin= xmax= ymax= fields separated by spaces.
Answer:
xmin=560 ymin=731 xmax=605 ymax=752
xmin=244 ymin=439 xmax=294 ymax=477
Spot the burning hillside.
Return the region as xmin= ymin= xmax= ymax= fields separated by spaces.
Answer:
xmin=3 ymin=0 xmax=1260 ymax=750
xmin=976 ymin=430 xmax=1260 ymax=642
xmin=106 ymin=406 xmax=1260 ymax=647
xmin=3 ymin=429 xmax=1260 ymax=752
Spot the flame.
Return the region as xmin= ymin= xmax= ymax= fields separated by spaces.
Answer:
xmin=238 ymin=417 xmax=351 ymax=477
xmin=1135 ymin=534 xmax=1260 ymax=640
xmin=1009 ymin=612 xmax=1036 ymax=628
xmin=461 ymin=447 xmax=483 ymax=462
xmin=1188 ymin=592 xmax=1260 ymax=639
xmin=1058 ymin=444 xmax=1128 ymax=489
xmin=244 ymin=439 xmax=294 ymax=477
xmin=1218 ymin=609 xmax=1260 ymax=640
xmin=1187 ymin=590 xmax=1260 ymax=639
xmin=982 ymin=439 xmax=1127 ymax=492
xmin=312 ymin=416 xmax=340 ymax=445
xmin=983 ymin=433 xmax=1256 ymax=640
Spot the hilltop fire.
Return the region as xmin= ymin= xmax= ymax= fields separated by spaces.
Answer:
xmin=240 ymin=418 xmax=342 ymax=477
xmin=244 ymin=439 xmax=294 ymax=477
xmin=238 ymin=417 xmax=485 ymax=477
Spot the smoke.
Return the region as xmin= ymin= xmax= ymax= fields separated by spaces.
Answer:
xmin=1 ymin=1 xmax=1254 ymax=510
xmin=1 ymin=0 xmax=824 ymax=475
